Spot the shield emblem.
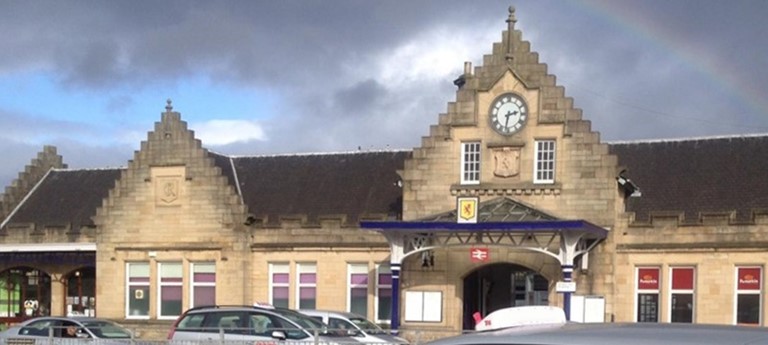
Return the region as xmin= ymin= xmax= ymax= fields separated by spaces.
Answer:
xmin=493 ymin=148 xmax=520 ymax=178
xmin=457 ymin=197 xmax=478 ymax=223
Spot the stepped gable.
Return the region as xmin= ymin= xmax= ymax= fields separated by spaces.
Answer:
xmin=2 ymin=168 xmax=121 ymax=229
xmin=209 ymin=151 xmax=237 ymax=188
xmin=232 ymin=150 xmax=410 ymax=226
xmin=445 ymin=6 xmax=585 ymax=134
xmin=93 ymin=100 xmax=247 ymax=229
xmin=609 ymin=135 xmax=768 ymax=224
xmin=1 ymin=146 xmax=67 ymax=220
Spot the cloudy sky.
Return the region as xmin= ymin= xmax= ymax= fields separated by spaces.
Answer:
xmin=1 ymin=0 xmax=767 ymax=188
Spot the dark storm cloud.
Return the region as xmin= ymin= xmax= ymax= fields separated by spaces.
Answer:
xmin=0 ymin=0 xmax=499 ymax=88
xmin=333 ymin=79 xmax=389 ymax=116
xmin=1 ymin=0 xmax=767 ymax=188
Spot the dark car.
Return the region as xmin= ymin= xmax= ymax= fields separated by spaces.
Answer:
xmin=0 ymin=316 xmax=134 ymax=341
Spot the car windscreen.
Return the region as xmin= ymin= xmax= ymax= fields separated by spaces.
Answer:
xmin=273 ymin=309 xmax=329 ymax=334
xmin=80 ymin=320 xmax=132 ymax=339
xmin=349 ymin=317 xmax=385 ymax=334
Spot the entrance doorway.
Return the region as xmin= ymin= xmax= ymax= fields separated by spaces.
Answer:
xmin=462 ymin=263 xmax=548 ymax=330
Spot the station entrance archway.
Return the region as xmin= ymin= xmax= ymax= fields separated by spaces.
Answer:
xmin=462 ymin=263 xmax=548 ymax=330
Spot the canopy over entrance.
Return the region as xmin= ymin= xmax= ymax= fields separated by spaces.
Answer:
xmin=360 ymin=197 xmax=608 ymax=328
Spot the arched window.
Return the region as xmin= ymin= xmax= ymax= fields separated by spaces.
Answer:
xmin=65 ymin=267 xmax=96 ymax=316
xmin=0 ymin=267 xmax=51 ymax=324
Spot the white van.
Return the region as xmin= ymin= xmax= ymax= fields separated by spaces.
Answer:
xmin=298 ymin=310 xmax=408 ymax=344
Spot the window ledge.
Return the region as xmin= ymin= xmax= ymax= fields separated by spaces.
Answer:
xmin=450 ymin=182 xmax=561 ymax=196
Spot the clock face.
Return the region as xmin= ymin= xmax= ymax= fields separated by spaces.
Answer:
xmin=489 ymin=93 xmax=528 ymax=135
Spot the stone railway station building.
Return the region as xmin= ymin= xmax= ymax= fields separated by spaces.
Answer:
xmin=2 ymin=6 xmax=768 ymax=340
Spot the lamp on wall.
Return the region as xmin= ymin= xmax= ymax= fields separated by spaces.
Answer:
xmin=616 ymin=170 xmax=642 ymax=198
xmin=421 ymin=250 xmax=435 ymax=268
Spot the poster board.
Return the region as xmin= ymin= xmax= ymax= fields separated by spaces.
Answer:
xmin=570 ymin=295 xmax=605 ymax=323
xmin=404 ymin=291 xmax=442 ymax=322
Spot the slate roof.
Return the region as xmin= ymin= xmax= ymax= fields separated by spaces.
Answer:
xmin=3 ymin=168 xmax=121 ymax=228
xmin=4 ymin=135 xmax=768 ymax=229
xmin=609 ymin=134 xmax=768 ymax=224
xmin=228 ymin=150 xmax=410 ymax=225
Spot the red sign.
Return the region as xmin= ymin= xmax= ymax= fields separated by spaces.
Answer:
xmin=738 ymin=267 xmax=761 ymax=291
xmin=470 ymin=247 xmax=489 ymax=262
xmin=637 ymin=267 xmax=660 ymax=290
xmin=671 ymin=267 xmax=694 ymax=290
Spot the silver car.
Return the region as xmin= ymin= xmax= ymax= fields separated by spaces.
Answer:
xmin=0 ymin=316 xmax=134 ymax=341
xmin=298 ymin=310 xmax=408 ymax=344
xmin=168 ymin=305 xmax=359 ymax=344
xmin=425 ymin=322 xmax=768 ymax=345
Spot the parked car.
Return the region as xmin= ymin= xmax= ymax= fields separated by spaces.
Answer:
xmin=426 ymin=306 xmax=768 ymax=345
xmin=0 ymin=316 xmax=134 ymax=341
xmin=168 ymin=304 xmax=359 ymax=344
xmin=298 ymin=310 xmax=408 ymax=344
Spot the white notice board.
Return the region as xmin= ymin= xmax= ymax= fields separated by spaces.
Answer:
xmin=570 ymin=295 xmax=605 ymax=323
xmin=404 ymin=291 xmax=442 ymax=322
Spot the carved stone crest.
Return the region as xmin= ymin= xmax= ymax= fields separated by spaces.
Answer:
xmin=493 ymin=147 xmax=520 ymax=178
xmin=156 ymin=177 xmax=180 ymax=206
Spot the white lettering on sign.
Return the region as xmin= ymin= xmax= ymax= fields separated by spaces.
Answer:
xmin=555 ymin=281 xmax=576 ymax=293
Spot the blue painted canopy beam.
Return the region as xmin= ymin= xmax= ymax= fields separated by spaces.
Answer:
xmin=361 ymin=220 xmax=608 ymax=237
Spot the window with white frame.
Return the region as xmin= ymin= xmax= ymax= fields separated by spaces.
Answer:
xmin=376 ymin=264 xmax=392 ymax=323
xmin=348 ymin=264 xmax=369 ymax=317
xmin=736 ymin=266 xmax=762 ymax=325
xmin=669 ymin=267 xmax=694 ymax=323
xmin=297 ymin=263 xmax=317 ymax=309
xmin=158 ymin=262 xmax=183 ymax=318
xmin=191 ymin=262 xmax=216 ymax=308
xmin=269 ymin=263 xmax=290 ymax=308
xmin=534 ymin=140 xmax=556 ymax=183
xmin=126 ymin=262 xmax=150 ymax=318
xmin=460 ymin=142 xmax=481 ymax=184
xmin=636 ymin=267 xmax=660 ymax=322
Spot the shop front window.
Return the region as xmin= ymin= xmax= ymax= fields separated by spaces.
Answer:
xmin=636 ymin=267 xmax=660 ymax=322
xmin=669 ymin=267 xmax=694 ymax=323
xmin=269 ymin=263 xmax=290 ymax=308
xmin=735 ymin=266 xmax=761 ymax=325
xmin=349 ymin=264 xmax=369 ymax=317
xmin=159 ymin=262 xmax=182 ymax=318
xmin=0 ymin=268 xmax=51 ymax=321
xmin=191 ymin=262 xmax=216 ymax=307
xmin=66 ymin=267 xmax=95 ymax=317
xmin=126 ymin=262 xmax=150 ymax=318
xmin=297 ymin=263 xmax=316 ymax=309
xmin=376 ymin=264 xmax=392 ymax=323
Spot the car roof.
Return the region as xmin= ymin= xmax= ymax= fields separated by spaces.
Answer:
xmin=299 ymin=309 xmax=361 ymax=319
xmin=426 ymin=323 xmax=768 ymax=345
xmin=21 ymin=316 xmax=112 ymax=323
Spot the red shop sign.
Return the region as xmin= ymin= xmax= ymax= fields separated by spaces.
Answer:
xmin=738 ymin=267 xmax=761 ymax=291
xmin=470 ymin=247 xmax=489 ymax=262
xmin=637 ymin=267 xmax=660 ymax=290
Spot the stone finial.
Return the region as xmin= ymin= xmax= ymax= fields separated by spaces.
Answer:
xmin=165 ymin=99 xmax=173 ymax=113
xmin=506 ymin=5 xmax=517 ymax=63
xmin=507 ymin=6 xmax=517 ymax=27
